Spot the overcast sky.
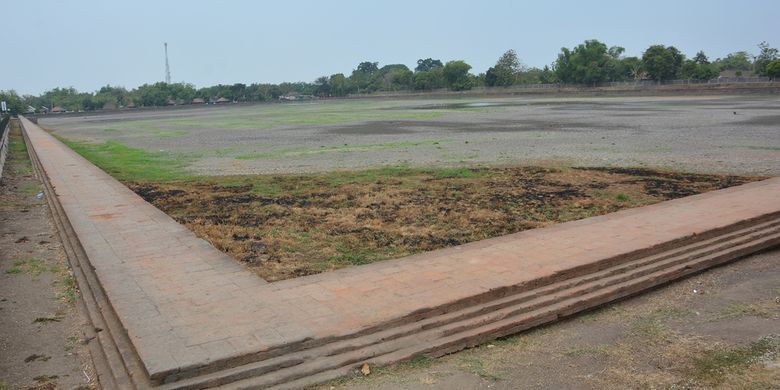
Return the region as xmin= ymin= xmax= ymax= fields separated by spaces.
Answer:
xmin=3 ymin=0 xmax=775 ymax=95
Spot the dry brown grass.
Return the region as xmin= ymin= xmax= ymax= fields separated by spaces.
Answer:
xmin=129 ymin=166 xmax=760 ymax=281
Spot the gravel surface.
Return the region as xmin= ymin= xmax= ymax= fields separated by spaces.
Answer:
xmin=39 ymin=95 xmax=780 ymax=176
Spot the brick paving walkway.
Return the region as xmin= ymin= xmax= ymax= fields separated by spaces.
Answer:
xmin=20 ymin=117 xmax=780 ymax=380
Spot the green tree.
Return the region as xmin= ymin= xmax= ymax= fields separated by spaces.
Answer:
xmin=554 ymin=40 xmax=617 ymax=85
xmin=766 ymin=60 xmax=780 ymax=80
xmin=350 ymin=61 xmax=380 ymax=92
xmin=641 ymin=45 xmax=684 ymax=81
xmin=681 ymin=51 xmax=718 ymax=80
xmin=314 ymin=76 xmax=331 ymax=96
xmin=539 ymin=65 xmax=557 ymax=84
xmin=0 ymin=90 xmax=26 ymax=114
xmin=415 ymin=58 xmax=443 ymax=72
xmin=714 ymin=51 xmax=752 ymax=71
xmin=754 ymin=41 xmax=779 ymax=76
xmin=692 ymin=51 xmax=710 ymax=65
xmin=442 ymin=60 xmax=473 ymax=91
xmin=377 ymin=64 xmax=413 ymax=91
xmin=412 ymin=68 xmax=445 ymax=90
xmin=485 ymin=49 xmax=523 ymax=87
xmin=95 ymin=85 xmax=130 ymax=108
xmin=619 ymin=57 xmax=643 ymax=80
xmin=230 ymin=83 xmax=248 ymax=101
xmin=328 ymin=73 xmax=351 ymax=96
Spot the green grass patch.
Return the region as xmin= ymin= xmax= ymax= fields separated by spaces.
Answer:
xmin=328 ymin=244 xmax=382 ymax=267
xmin=396 ymin=356 xmax=436 ymax=370
xmin=6 ymin=259 xmax=56 ymax=276
xmin=630 ymin=316 xmax=667 ymax=341
xmin=109 ymin=103 xmax=443 ymax=132
xmin=692 ymin=335 xmax=779 ymax=382
xmin=431 ymin=167 xmax=483 ymax=179
xmin=719 ymin=302 xmax=776 ymax=319
xmin=615 ymin=192 xmax=630 ymax=202
xmin=143 ymin=129 xmax=190 ymax=138
xmin=57 ymin=137 xmax=191 ymax=182
xmin=9 ymin=136 xmax=28 ymax=154
xmin=746 ymin=145 xmax=780 ymax=151
xmin=20 ymin=183 xmax=42 ymax=195
xmin=57 ymin=270 xmax=79 ymax=305
xmin=457 ymin=356 xmax=505 ymax=381
xmin=235 ymin=140 xmax=447 ymax=160
xmin=650 ymin=306 xmax=696 ymax=319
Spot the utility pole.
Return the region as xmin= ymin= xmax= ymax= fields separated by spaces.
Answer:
xmin=164 ymin=42 xmax=171 ymax=84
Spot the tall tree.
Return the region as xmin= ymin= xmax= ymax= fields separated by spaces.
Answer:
xmin=692 ymin=51 xmax=710 ymax=65
xmin=350 ymin=61 xmax=380 ymax=92
xmin=766 ymin=60 xmax=780 ymax=80
xmin=754 ymin=41 xmax=779 ymax=76
xmin=681 ymin=51 xmax=718 ymax=80
xmin=442 ymin=60 xmax=473 ymax=91
xmin=618 ymin=57 xmax=643 ymax=80
xmin=0 ymin=90 xmax=26 ymax=114
xmin=374 ymin=64 xmax=413 ymax=91
xmin=485 ymin=49 xmax=524 ymax=87
xmin=554 ymin=40 xmax=617 ymax=85
xmin=314 ymin=76 xmax=331 ymax=96
xmin=415 ymin=58 xmax=444 ymax=72
xmin=714 ymin=51 xmax=752 ymax=71
xmin=328 ymin=73 xmax=351 ymax=96
xmin=412 ymin=68 xmax=445 ymax=90
xmin=641 ymin=45 xmax=684 ymax=81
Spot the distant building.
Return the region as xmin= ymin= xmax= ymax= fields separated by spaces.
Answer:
xmin=279 ymin=92 xmax=300 ymax=101
xmin=126 ymin=102 xmax=137 ymax=109
xmin=192 ymin=97 xmax=205 ymax=104
xmin=214 ymin=97 xmax=231 ymax=104
xmin=719 ymin=69 xmax=755 ymax=78
xmin=51 ymin=106 xmax=65 ymax=113
xmin=279 ymin=92 xmax=315 ymax=101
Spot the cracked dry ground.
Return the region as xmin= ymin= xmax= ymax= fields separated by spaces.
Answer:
xmin=129 ymin=166 xmax=760 ymax=281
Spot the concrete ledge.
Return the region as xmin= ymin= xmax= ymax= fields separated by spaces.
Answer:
xmin=19 ymin=116 xmax=780 ymax=388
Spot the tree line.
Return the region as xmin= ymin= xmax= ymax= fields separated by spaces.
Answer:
xmin=1 ymin=40 xmax=778 ymax=114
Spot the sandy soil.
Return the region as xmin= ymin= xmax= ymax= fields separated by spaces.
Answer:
xmin=39 ymin=95 xmax=780 ymax=176
xmin=0 ymin=123 xmax=95 ymax=389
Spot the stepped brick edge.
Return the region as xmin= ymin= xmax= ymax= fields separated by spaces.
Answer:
xmin=19 ymin=116 xmax=780 ymax=389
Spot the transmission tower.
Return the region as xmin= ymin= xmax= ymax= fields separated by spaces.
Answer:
xmin=164 ymin=42 xmax=171 ymax=84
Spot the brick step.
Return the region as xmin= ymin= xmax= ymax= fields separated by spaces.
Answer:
xmin=22 ymin=128 xmax=152 ymax=389
xmin=166 ymin=212 xmax=780 ymax=386
xmin=162 ymin=219 xmax=780 ymax=389
xmin=235 ymin=227 xmax=780 ymax=390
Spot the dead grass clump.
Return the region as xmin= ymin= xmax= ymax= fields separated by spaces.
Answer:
xmin=129 ymin=166 xmax=760 ymax=281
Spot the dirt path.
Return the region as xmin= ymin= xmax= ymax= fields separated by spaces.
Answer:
xmin=0 ymin=121 xmax=95 ymax=390
xmin=318 ymin=249 xmax=780 ymax=389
